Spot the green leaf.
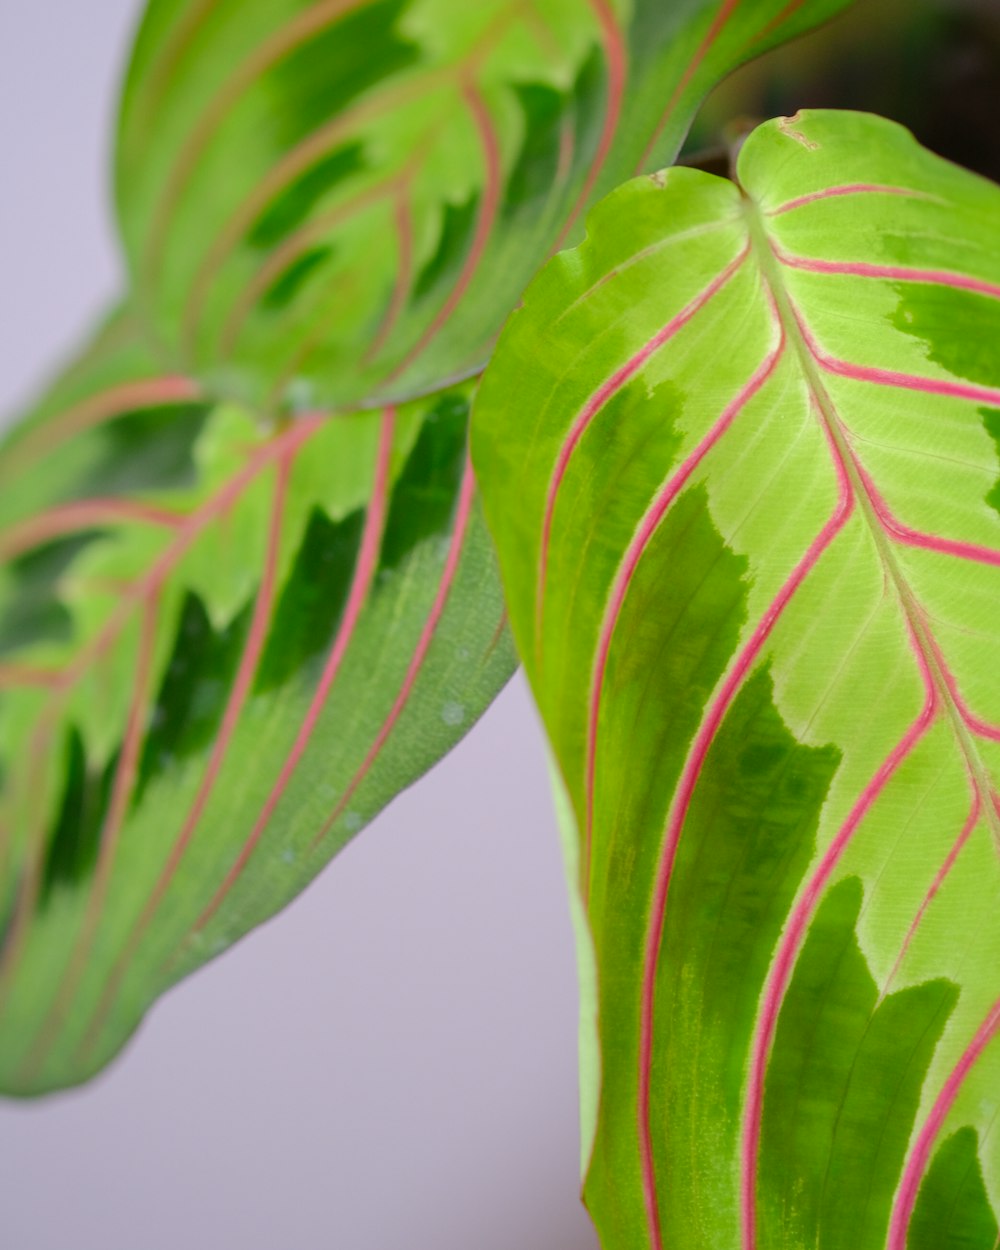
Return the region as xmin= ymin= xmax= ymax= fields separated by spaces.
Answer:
xmin=116 ymin=0 xmax=856 ymax=413
xmin=473 ymin=110 xmax=1000 ymax=1250
xmin=0 ymin=311 xmax=514 ymax=1094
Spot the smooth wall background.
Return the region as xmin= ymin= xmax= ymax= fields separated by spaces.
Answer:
xmin=0 ymin=6 xmax=597 ymax=1248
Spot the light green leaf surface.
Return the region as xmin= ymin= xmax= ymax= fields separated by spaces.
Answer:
xmin=116 ymin=0 xmax=856 ymax=413
xmin=474 ymin=111 xmax=1000 ymax=1250
xmin=0 ymin=311 xmax=513 ymax=1094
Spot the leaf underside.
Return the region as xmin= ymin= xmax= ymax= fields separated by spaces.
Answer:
xmin=473 ymin=111 xmax=1000 ymax=1250
xmin=1 ymin=0 xmax=857 ymax=1095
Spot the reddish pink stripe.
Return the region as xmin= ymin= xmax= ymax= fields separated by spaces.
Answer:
xmin=911 ymin=620 xmax=1000 ymax=745
xmin=883 ymin=785 xmax=982 ymax=996
xmin=0 ymin=707 xmax=66 ymax=992
xmin=856 ymin=464 xmax=1000 ymax=569
xmin=553 ymin=0 xmax=626 ymax=251
xmin=740 ymin=677 xmax=938 ymax=1250
xmin=190 ymin=409 xmax=396 ymax=932
xmin=888 ymin=994 xmax=1000 ymax=1250
xmin=21 ymin=591 xmax=161 ymax=1084
xmin=0 ymin=419 xmax=325 ymax=1048
xmin=309 ymin=455 xmax=476 ymax=852
xmin=145 ymin=0 xmax=367 ymax=282
xmin=386 ymin=83 xmax=501 ymax=383
xmin=535 ymin=245 xmax=750 ymax=660
xmin=19 ymin=419 xmax=324 ymax=699
xmin=962 ymin=710 xmax=1000 ymax=743
xmin=182 ymin=81 xmax=424 ymax=348
xmin=776 ymin=248 xmax=1000 ymax=301
xmin=635 ymin=0 xmax=741 ymax=172
xmin=584 ymin=305 xmax=784 ymax=891
xmin=137 ymin=0 xmax=216 ymax=112
xmin=795 ymin=308 xmax=1000 ymax=407
xmin=638 ymin=417 xmax=853 ymax=1250
xmin=890 ymin=524 xmax=1000 ymax=569
xmin=767 ymin=183 xmax=935 ymax=217
xmin=220 ymin=177 xmax=396 ymax=358
xmin=1 ymin=377 xmax=202 ymax=474
xmin=0 ymin=499 xmax=184 ymax=561
xmin=364 ymin=190 xmax=415 ymax=364
xmin=0 ymin=663 xmax=66 ymax=690
xmin=77 ymin=448 xmax=296 ymax=1059
xmin=750 ymin=0 xmax=809 ymax=44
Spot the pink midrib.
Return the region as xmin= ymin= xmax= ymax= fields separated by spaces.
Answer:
xmin=190 ymin=408 xmax=397 ymax=933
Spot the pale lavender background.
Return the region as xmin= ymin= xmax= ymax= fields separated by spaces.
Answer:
xmin=0 ymin=6 xmax=598 ymax=1247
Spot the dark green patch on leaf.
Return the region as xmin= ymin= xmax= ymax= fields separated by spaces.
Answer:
xmin=908 ymin=1127 xmax=999 ymax=1250
xmin=760 ymin=876 xmax=957 ymax=1250
xmin=627 ymin=0 xmax=703 ymax=78
xmin=42 ymin=728 xmax=113 ymax=900
xmin=254 ymin=507 xmax=364 ymax=693
xmin=267 ymin=1 xmax=417 ymax=153
xmin=135 ymin=593 xmax=249 ymax=799
xmin=663 ymin=663 xmax=842 ymax=1119
xmin=585 ymin=483 xmax=752 ymax=1247
xmin=566 ymin=44 xmax=610 ymax=180
xmin=378 ymin=396 xmax=467 ymax=571
xmin=413 ymin=195 xmax=479 ymax=302
xmin=261 ymin=247 xmax=333 ymax=311
xmin=502 ymin=84 xmax=569 ymax=220
xmin=892 ymin=285 xmax=1000 ymax=388
xmin=71 ymin=403 xmax=210 ymax=500
xmin=633 ymin=665 xmax=840 ymax=1238
xmin=981 ymin=407 xmax=1000 ymax=518
xmin=247 ymin=144 xmax=366 ymax=250
xmin=0 ymin=533 xmax=102 ymax=657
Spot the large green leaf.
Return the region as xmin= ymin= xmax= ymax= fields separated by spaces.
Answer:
xmin=473 ymin=111 xmax=1000 ymax=1249
xmin=116 ymin=0 xmax=856 ymax=413
xmin=0 ymin=311 xmax=513 ymax=1094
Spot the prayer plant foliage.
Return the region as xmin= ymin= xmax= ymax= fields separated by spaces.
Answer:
xmin=0 ymin=0 xmax=853 ymax=1095
xmin=474 ymin=112 xmax=1000 ymax=1249
xmin=5 ymin=4 xmax=1000 ymax=1250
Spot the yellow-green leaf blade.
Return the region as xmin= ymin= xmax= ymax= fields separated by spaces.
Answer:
xmin=473 ymin=110 xmax=1000 ymax=1250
